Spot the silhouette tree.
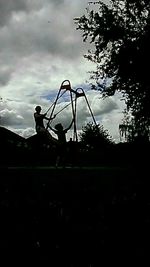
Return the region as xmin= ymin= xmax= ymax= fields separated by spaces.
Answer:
xmin=75 ymin=0 xmax=150 ymax=139
xmin=79 ymin=122 xmax=113 ymax=150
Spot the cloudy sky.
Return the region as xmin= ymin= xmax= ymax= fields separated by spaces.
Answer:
xmin=0 ymin=0 xmax=125 ymax=143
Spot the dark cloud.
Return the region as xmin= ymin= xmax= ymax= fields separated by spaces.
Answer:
xmin=50 ymin=0 xmax=65 ymax=6
xmin=0 ymin=66 xmax=13 ymax=85
xmin=0 ymin=1 xmax=86 ymax=68
xmin=0 ymin=0 xmax=29 ymax=26
xmin=0 ymin=0 xmax=73 ymax=27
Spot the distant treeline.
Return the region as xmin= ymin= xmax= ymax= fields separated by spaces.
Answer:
xmin=1 ymin=137 xmax=149 ymax=167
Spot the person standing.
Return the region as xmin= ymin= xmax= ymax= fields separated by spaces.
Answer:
xmin=48 ymin=119 xmax=74 ymax=166
xmin=34 ymin=105 xmax=56 ymax=143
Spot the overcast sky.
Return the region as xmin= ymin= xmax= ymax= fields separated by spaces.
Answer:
xmin=0 ymin=0 xmax=125 ymax=143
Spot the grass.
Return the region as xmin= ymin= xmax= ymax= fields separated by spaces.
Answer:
xmin=0 ymin=164 xmax=149 ymax=260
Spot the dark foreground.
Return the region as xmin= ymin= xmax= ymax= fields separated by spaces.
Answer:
xmin=0 ymin=165 xmax=149 ymax=260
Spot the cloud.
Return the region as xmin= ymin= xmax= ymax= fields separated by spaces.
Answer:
xmin=0 ymin=0 xmax=28 ymax=26
xmin=0 ymin=108 xmax=24 ymax=126
xmin=12 ymin=127 xmax=35 ymax=138
xmin=0 ymin=0 xmax=92 ymax=92
xmin=0 ymin=0 xmax=125 ymax=143
xmin=0 ymin=1 xmax=87 ymax=59
xmin=0 ymin=66 xmax=14 ymax=85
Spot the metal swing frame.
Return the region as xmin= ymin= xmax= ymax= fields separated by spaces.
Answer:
xmin=46 ymin=80 xmax=97 ymax=142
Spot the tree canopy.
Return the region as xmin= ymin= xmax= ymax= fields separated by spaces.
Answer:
xmin=75 ymin=0 xmax=150 ymax=137
xmin=79 ymin=122 xmax=113 ymax=149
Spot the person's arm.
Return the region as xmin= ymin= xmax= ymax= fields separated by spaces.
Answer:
xmin=65 ymin=117 xmax=74 ymax=132
xmin=44 ymin=113 xmax=56 ymax=121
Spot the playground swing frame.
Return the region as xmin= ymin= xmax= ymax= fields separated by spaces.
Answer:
xmin=46 ymin=80 xmax=97 ymax=142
